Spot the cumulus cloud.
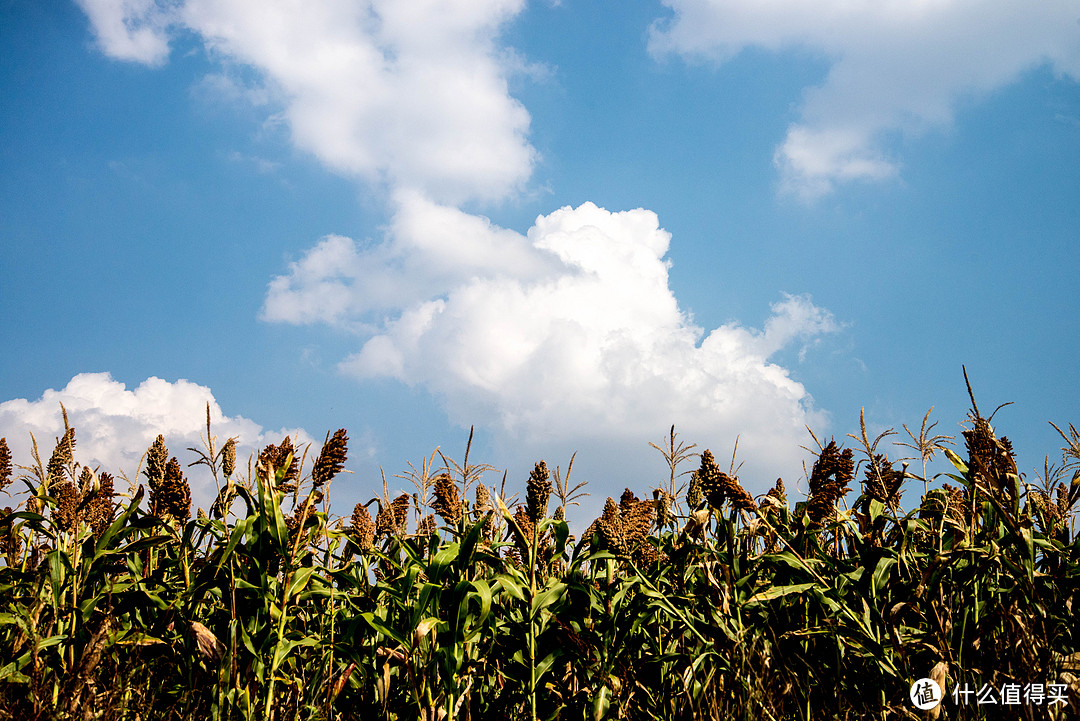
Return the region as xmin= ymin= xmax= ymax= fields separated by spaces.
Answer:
xmin=649 ymin=0 xmax=1080 ymax=199
xmin=76 ymin=0 xmax=536 ymax=204
xmin=0 ymin=373 xmax=314 ymax=510
xmin=76 ymin=0 xmax=844 ymax=488
xmin=261 ymin=190 xmax=563 ymax=328
xmin=268 ymin=200 xmax=839 ymax=485
xmin=73 ymin=0 xmax=174 ymax=65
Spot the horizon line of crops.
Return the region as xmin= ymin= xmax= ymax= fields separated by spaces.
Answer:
xmin=2 ymin=371 xmax=1080 ymax=720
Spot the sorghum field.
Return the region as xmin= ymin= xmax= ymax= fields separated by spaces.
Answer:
xmin=1 ymin=376 xmax=1079 ymax=720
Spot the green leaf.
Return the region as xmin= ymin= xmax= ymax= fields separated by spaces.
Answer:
xmin=943 ymin=448 xmax=969 ymax=474
xmin=534 ymin=649 xmax=561 ymax=682
xmin=360 ymin=612 xmax=407 ymax=647
xmin=468 ymin=579 xmax=493 ymax=626
xmin=870 ymin=556 xmax=898 ymax=598
xmin=495 ymin=575 xmax=526 ymax=602
xmin=285 ymin=566 xmax=315 ymax=599
xmin=92 ymin=487 xmax=144 ymax=556
xmin=747 ymin=582 xmax=816 ymax=604
xmin=271 ymin=635 xmax=318 ymax=672
xmin=428 ymin=543 xmax=459 ymax=579
xmin=531 ymin=581 xmax=567 ymax=619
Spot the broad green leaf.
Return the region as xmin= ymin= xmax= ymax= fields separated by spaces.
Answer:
xmin=747 ymin=582 xmax=816 ymax=604
xmin=943 ymin=448 xmax=969 ymax=474
xmin=360 ymin=612 xmax=408 ymax=647
xmin=285 ymin=566 xmax=315 ymax=599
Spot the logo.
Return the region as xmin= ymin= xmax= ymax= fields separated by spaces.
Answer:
xmin=911 ymin=678 xmax=943 ymax=711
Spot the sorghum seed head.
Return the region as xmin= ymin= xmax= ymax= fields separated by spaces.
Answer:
xmin=258 ymin=437 xmax=299 ymax=488
xmin=154 ymin=456 xmax=191 ymax=522
xmin=390 ymin=493 xmax=409 ymax=531
xmin=86 ymin=471 xmax=115 ymax=537
xmin=807 ymin=442 xmax=853 ymax=525
xmin=653 ymin=488 xmax=674 ymax=528
xmin=696 ymin=450 xmax=726 ymax=509
xmin=144 ymin=435 xmax=168 ymax=491
xmin=0 ymin=438 xmax=12 ymax=493
xmin=375 ymin=493 xmax=409 ymax=536
xmin=686 ymin=468 xmax=704 ymax=509
xmin=312 ymin=429 xmax=348 ymax=489
xmin=526 ymin=461 xmax=552 ymax=524
xmin=53 ymin=481 xmax=80 ymax=532
xmin=474 ymin=484 xmax=495 ymax=537
xmin=47 ymin=428 xmax=76 ymax=486
xmin=417 ymin=514 xmax=437 ymax=536
xmin=512 ymin=505 xmax=536 ymax=562
xmin=351 ymin=502 xmax=375 ymax=551
xmin=721 ymin=474 xmax=757 ymax=513
xmin=593 ymin=495 xmax=655 ymax=560
xmin=431 ymin=473 xmax=462 ymax=526
xmin=222 ymin=438 xmax=236 ymax=478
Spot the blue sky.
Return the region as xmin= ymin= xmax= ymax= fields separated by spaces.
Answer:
xmin=2 ymin=0 xmax=1079 ymax=526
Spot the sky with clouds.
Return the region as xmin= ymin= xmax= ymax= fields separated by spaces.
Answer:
xmin=2 ymin=0 xmax=1079 ymax=525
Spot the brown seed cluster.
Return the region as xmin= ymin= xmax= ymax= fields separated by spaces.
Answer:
xmin=431 ymin=473 xmax=462 ymax=526
xmin=417 ymin=514 xmax=437 ymax=537
xmin=474 ymin=484 xmax=496 ymax=539
xmin=52 ymin=481 xmax=80 ymax=533
xmin=1058 ymin=484 xmax=1072 ymax=518
xmin=47 ymin=428 xmax=76 ymax=486
xmin=350 ymin=502 xmax=376 ymax=552
xmin=806 ymin=441 xmax=854 ymax=525
xmin=693 ymin=450 xmax=726 ymax=509
xmin=0 ymin=438 xmax=12 ymax=493
xmin=144 ymin=435 xmax=168 ymax=490
xmin=863 ymin=454 xmax=905 ymax=507
xmin=145 ymin=436 xmax=191 ymax=524
xmin=686 ymin=467 xmax=704 ymax=509
xmin=258 ymin=437 xmax=300 ymax=491
xmin=587 ymin=491 xmax=656 ymax=562
xmin=858 ymin=456 xmax=904 ymax=545
xmin=221 ymin=438 xmax=236 ymax=479
xmin=50 ymin=466 xmax=115 ymax=537
xmin=761 ymin=478 xmax=786 ymax=510
xmin=1030 ymin=489 xmax=1063 ymax=536
xmin=83 ymin=468 xmax=115 ymax=536
xmin=653 ymin=488 xmax=674 ymax=528
xmin=941 ymin=483 xmax=970 ymax=528
xmin=154 ymin=457 xmax=192 ymax=523
xmin=963 ymin=417 xmax=1018 ymax=502
xmin=511 ymin=505 xmax=537 ymax=563
xmin=376 ymin=493 xmax=410 ymax=536
xmin=725 ymin=476 xmax=757 ymax=513
xmin=0 ymin=506 xmax=23 ymax=563
xmin=526 ymin=461 xmax=552 ymax=523
xmin=690 ymin=450 xmax=755 ymax=512
xmin=312 ymin=429 xmax=348 ymax=489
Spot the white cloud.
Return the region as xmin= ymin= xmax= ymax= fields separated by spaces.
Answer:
xmin=76 ymin=0 xmax=536 ymax=204
xmin=260 ymin=190 xmax=562 ymax=328
xmin=73 ymin=0 xmax=174 ymax=65
xmin=75 ymin=0 xmax=844 ymax=489
xmin=268 ymin=200 xmax=838 ymax=486
xmin=649 ymin=0 xmax=1080 ymax=198
xmin=0 ymin=373 xmax=314 ymax=511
